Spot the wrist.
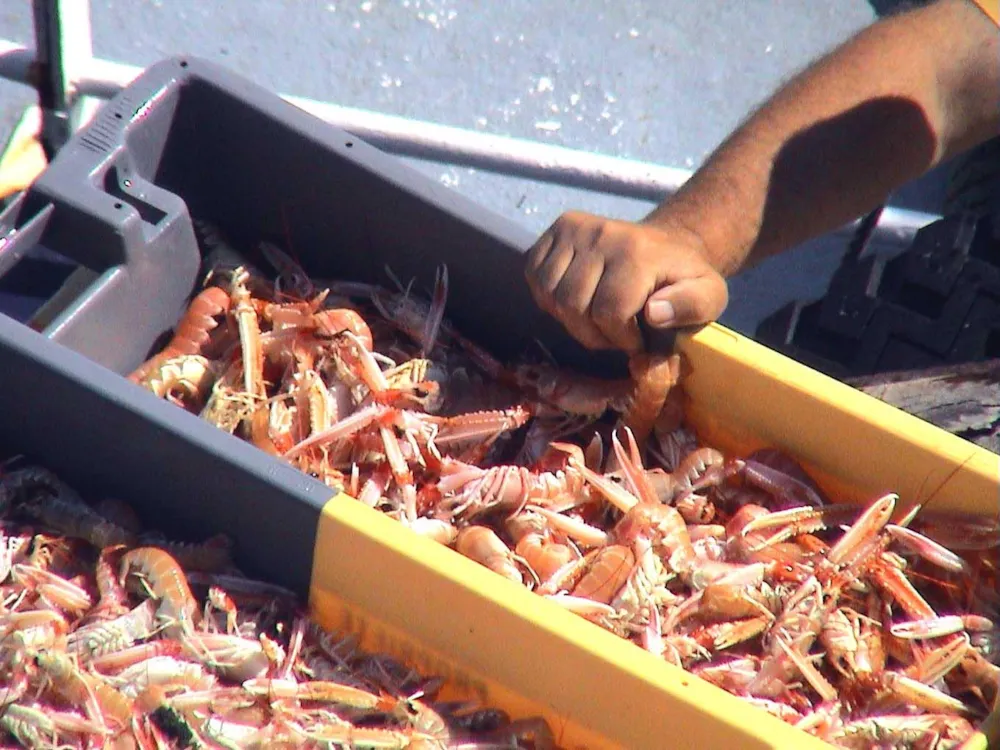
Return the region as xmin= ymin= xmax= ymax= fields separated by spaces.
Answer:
xmin=642 ymin=191 xmax=756 ymax=278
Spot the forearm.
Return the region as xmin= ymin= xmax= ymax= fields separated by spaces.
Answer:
xmin=646 ymin=0 xmax=1000 ymax=276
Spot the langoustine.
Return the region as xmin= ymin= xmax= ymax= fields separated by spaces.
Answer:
xmin=0 ymin=462 xmax=557 ymax=750
xmin=127 ymin=231 xmax=999 ymax=749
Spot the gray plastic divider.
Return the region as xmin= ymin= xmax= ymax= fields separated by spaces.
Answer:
xmin=0 ymin=311 xmax=331 ymax=597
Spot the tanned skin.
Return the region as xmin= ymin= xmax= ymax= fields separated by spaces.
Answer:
xmin=524 ymin=0 xmax=1000 ymax=353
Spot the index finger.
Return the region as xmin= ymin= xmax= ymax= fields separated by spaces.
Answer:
xmin=525 ymin=228 xmax=556 ymax=276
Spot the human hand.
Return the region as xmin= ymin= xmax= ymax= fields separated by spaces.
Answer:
xmin=524 ymin=210 xmax=729 ymax=352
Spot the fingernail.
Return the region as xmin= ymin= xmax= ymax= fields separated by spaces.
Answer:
xmin=646 ymin=299 xmax=675 ymax=326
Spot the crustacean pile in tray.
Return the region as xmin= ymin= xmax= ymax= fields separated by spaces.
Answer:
xmin=127 ymin=229 xmax=1000 ymax=749
xmin=0 ymin=462 xmax=556 ymax=749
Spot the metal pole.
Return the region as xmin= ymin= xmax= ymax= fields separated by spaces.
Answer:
xmin=29 ymin=0 xmax=93 ymax=159
xmin=30 ymin=0 xmax=69 ymax=160
xmin=65 ymin=50 xmax=696 ymax=202
xmin=0 ymin=39 xmax=940 ymax=243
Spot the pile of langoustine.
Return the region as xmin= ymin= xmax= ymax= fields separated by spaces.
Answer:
xmin=0 ymin=462 xmax=557 ymax=749
xmin=128 ymin=239 xmax=1000 ymax=748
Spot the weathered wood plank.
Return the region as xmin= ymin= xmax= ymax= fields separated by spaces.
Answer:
xmin=846 ymin=360 xmax=1000 ymax=454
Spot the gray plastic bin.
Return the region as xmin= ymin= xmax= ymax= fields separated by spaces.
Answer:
xmin=0 ymin=54 xmax=636 ymax=597
xmin=0 ymin=56 xmax=630 ymax=379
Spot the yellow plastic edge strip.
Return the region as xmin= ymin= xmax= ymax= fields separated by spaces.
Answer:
xmin=304 ymin=323 xmax=997 ymax=749
xmin=971 ymin=0 xmax=1000 ymax=25
xmin=679 ymin=324 xmax=999 ymax=745
xmin=958 ymin=732 xmax=991 ymax=750
xmin=677 ymin=324 xmax=999 ymax=516
xmin=309 ymin=493 xmax=835 ymax=750
xmin=967 ymin=695 xmax=1000 ymax=749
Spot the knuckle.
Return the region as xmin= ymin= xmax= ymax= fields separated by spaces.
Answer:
xmin=526 ymin=240 xmax=553 ymax=272
xmin=553 ymin=284 xmax=584 ymax=314
xmin=592 ymin=221 xmax=614 ymax=245
xmin=561 ymin=209 xmax=591 ymax=225
xmin=560 ymin=211 xmax=608 ymax=247
xmin=687 ymin=298 xmax=713 ymax=322
xmin=533 ymin=258 xmax=562 ymax=289
xmin=525 ymin=251 xmax=544 ymax=272
xmin=593 ymin=221 xmax=631 ymax=252
xmin=703 ymin=274 xmax=729 ymax=310
xmin=527 ymin=283 xmax=553 ymax=310
xmin=553 ymin=211 xmax=585 ymax=233
xmin=527 ymin=266 xmax=551 ymax=292
xmin=620 ymin=233 xmax=648 ymax=262
xmin=590 ymin=296 xmax=625 ymax=326
xmin=688 ymin=286 xmax=726 ymax=322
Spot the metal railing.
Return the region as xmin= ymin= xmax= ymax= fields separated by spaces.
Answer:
xmin=0 ymin=0 xmax=939 ymax=244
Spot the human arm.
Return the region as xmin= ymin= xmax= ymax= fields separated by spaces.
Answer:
xmin=525 ymin=0 xmax=1000 ymax=352
xmin=657 ymin=0 xmax=1000 ymax=274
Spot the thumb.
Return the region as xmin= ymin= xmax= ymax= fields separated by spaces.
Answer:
xmin=644 ymin=274 xmax=729 ymax=329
